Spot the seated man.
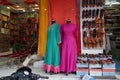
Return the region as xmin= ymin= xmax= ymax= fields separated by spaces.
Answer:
xmin=18 ymin=40 xmax=41 ymax=68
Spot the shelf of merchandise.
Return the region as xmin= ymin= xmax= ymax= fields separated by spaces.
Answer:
xmin=115 ymin=38 xmax=120 ymax=59
xmin=104 ymin=8 xmax=120 ymax=59
xmin=76 ymin=53 xmax=116 ymax=77
xmin=10 ymin=12 xmax=39 ymax=50
xmin=79 ymin=0 xmax=105 ymax=54
xmin=105 ymin=27 xmax=120 ymax=41
xmin=0 ymin=7 xmax=10 ymax=53
xmin=105 ymin=26 xmax=120 ymax=59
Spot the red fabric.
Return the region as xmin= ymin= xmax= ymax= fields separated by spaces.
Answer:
xmin=76 ymin=0 xmax=81 ymax=54
xmin=49 ymin=0 xmax=81 ymax=54
xmin=0 ymin=0 xmax=14 ymax=5
xmin=24 ymin=0 xmax=36 ymax=4
xmin=49 ymin=0 xmax=76 ymax=24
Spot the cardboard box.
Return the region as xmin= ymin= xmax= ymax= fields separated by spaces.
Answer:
xmin=78 ymin=57 xmax=87 ymax=61
xmin=102 ymin=68 xmax=116 ymax=76
xmin=102 ymin=72 xmax=116 ymax=76
xmin=81 ymin=57 xmax=88 ymax=61
xmin=76 ymin=71 xmax=88 ymax=76
xmin=103 ymin=63 xmax=115 ymax=68
xmin=76 ymin=68 xmax=88 ymax=76
xmin=89 ymin=68 xmax=102 ymax=76
xmin=94 ymin=57 xmax=100 ymax=61
xmin=77 ymin=68 xmax=89 ymax=72
xmin=77 ymin=63 xmax=88 ymax=68
xmin=89 ymin=64 xmax=101 ymax=68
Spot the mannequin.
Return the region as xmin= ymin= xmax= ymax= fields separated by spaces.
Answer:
xmin=51 ymin=19 xmax=56 ymax=24
xmin=66 ymin=19 xmax=71 ymax=24
xmin=44 ymin=20 xmax=61 ymax=74
xmin=60 ymin=20 xmax=78 ymax=75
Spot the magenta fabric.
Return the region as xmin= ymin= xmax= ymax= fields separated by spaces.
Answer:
xmin=60 ymin=23 xmax=78 ymax=74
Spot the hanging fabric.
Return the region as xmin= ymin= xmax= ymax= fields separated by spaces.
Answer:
xmin=0 ymin=0 xmax=14 ymax=6
xmin=49 ymin=0 xmax=81 ymax=53
xmin=49 ymin=0 xmax=76 ymax=24
xmin=24 ymin=0 xmax=36 ymax=4
xmin=76 ymin=0 xmax=81 ymax=54
xmin=38 ymin=0 xmax=49 ymax=57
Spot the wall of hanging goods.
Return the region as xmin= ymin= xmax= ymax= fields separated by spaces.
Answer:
xmin=0 ymin=6 xmax=10 ymax=53
xmin=80 ymin=0 xmax=105 ymax=54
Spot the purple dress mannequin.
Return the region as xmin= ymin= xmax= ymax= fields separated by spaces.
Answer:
xmin=60 ymin=20 xmax=78 ymax=75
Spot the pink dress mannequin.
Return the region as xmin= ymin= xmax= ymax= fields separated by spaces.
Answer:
xmin=60 ymin=19 xmax=78 ymax=75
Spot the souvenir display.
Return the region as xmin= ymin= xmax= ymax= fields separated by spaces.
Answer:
xmin=76 ymin=53 xmax=115 ymax=76
xmin=81 ymin=0 xmax=105 ymax=49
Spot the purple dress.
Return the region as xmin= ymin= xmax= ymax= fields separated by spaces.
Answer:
xmin=60 ymin=23 xmax=78 ymax=74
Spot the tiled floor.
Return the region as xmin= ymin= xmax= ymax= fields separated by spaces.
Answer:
xmin=0 ymin=60 xmax=120 ymax=80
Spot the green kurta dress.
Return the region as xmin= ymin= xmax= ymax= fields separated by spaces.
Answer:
xmin=43 ymin=23 xmax=61 ymax=73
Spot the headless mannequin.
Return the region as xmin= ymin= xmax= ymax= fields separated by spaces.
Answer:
xmin=66 ymin=19 xmax=71 ymax=25
xmin=51 ymin=19 xmax=56 ymax=24
xmin=48 ymin=19 xmax=57 ymax=75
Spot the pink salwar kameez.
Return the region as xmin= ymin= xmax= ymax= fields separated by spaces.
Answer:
xmin=60 ymin=22 xmax=78 ymax=75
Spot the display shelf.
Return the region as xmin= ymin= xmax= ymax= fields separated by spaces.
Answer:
xmin=0 ymin=33 xmax=10 ymax=52
xmin=115 ymin=37 xmax=120 ymax=49
xmin=76 ymin=53 xmax=116 ymax=77
xmin=80 ymin=0 xmax=105 ymax=54
xmin=105 ymin=15 xmax=120 ymax=27
xmin=105 ymin=27 xmax=120 ymax=41
xmin=10 ymin=12 xmax=39 ymax=50
xmin=104 ymin=28 xmax=120 ymax=59
xmin=0 ymin=13 xmax=10 ymax=52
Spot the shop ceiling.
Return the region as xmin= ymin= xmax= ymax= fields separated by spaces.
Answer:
xmin=105 ymin=0 xmax=120 ymax=16
xmin=0 ymin=0 xmax=120 ymax=13
xmin=0 ymin=0 xmax=39 ymax=13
